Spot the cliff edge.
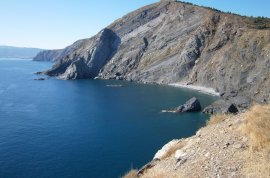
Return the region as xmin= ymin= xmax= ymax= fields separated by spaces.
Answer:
xmin=123 ymin=104 xmax=270 ymax=178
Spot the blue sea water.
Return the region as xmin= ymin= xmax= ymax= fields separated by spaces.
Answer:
xmin=0 ymin=59 xmax=217 ymax=178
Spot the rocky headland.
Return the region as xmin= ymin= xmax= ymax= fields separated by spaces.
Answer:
xmin=34 ymin=0 xmax=270 ymax=113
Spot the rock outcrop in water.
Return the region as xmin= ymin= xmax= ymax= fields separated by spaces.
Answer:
xmin=162 ymin=97 xmax=201 ymax=113
xmin=34 ymin=1 xmax=270 ymax=112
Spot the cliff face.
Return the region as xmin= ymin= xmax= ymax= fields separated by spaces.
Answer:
xmin=33 ymin=49 xmax=62 ymax=62
xmin=43 ymin=29 xmax=120 ymax=79
xmin=34 ymin=1 xmax=270 ymax=105
xmin=33 ymin=39 xmax=94 ymax=62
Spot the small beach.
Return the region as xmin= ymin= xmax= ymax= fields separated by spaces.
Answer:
xmin=169 ymin=83 xmax=220 ymax=96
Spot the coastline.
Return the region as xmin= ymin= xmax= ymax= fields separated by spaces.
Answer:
xmin=169 ymin=83 xmax=220 ymax=96
xmin=127 ymin=104 xmax=270 ymax=178
xmin=0 ymin=58 xmax=32 ymax=61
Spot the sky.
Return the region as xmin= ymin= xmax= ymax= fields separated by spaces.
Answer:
xmin=0 ymin=0 xmax=269 ymax=49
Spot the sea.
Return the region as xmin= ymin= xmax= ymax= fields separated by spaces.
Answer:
xmin=0 ymin=58 xmax=217 ymax=178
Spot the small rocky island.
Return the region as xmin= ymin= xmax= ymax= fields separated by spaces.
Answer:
xmin=106 ymin=84 xmax=124 ymax=88
xmin=34 ymin=78 xmax=46 ymax=81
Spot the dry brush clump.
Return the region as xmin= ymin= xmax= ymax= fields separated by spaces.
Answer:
xmin=240 ymin=104 xmax=270 ymax=177
xmin=241 ymin=104 xmax=270 ymax=151
xmin=122 ymin=169 xmax=138 ymax=178
xmin=243 ymin=151 xmax=270 ymax=178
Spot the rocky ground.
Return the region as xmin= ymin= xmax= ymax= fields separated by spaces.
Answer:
xmin=124 ymin=104 xmax=270 ymax=178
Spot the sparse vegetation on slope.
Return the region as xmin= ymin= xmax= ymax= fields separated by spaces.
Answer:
xmin=241 ymin=104 xmax=270 ymax=177
xmin=122 ymin=169 xmax=138 ymax=178
xmin=206 ymin=114 xmax=228 ymax=126
xmin=241 ymin=104 xmax=270 ymax=151
xmin=124 ymin=104 xmax=270 ymax=178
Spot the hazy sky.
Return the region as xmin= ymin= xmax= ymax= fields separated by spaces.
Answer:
xmin=1 ymin=0 xmax=269 ymax=49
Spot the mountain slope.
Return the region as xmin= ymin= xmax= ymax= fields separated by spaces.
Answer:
xmin=0 ymin=46 xmax=43 ymax=59
xmin=34 ymin=0 xmax=270 ymax=109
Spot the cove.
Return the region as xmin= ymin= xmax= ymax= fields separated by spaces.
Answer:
xmin=0 ymin=59 xmax=217 ymax=178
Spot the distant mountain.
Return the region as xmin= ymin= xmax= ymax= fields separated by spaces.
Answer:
xmin=0 ymin=46 xmax=43 ymax=59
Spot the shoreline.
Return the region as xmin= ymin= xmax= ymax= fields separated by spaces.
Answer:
xmin=169 ymin=83 xmax=220 ymax=96
xmin=0 ymin=58 xmax=33 ymax=61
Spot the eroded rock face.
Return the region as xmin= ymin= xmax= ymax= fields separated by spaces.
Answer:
xmin=58 ymin=59 xmax=92 ymax=79
xmin=179 ymin=97 xmax=202 ymax=112
xmin=33 ymin=49 xmax=63 ymax=62
xmin=33 ymin=39 xmax=90 ymax=62
xmin=43 ymin=28 xmax=120 ymax=79
xmin=203 ymin=100 xmax=239 ymax=114
xmin=34 ymin=1 xmax=270 ymax=105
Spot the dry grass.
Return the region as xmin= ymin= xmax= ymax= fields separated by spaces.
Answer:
xmin=161 ymin=140 xmax=187 ymax=160
xmin=122 ymin=169 xmax=138 ymax=178
xmin=240 ymin=104 xmax=270 ymax=177
xmin=243 ymin=152 xmax=270 ymax=178
xmin=206 ymin=114 xmax=228 ymax=126
xmin=241 ymin=104 xmax=270 ymax=151
xmin=140 ymin=169 xmax=169 ymax=178
xmin=123 ymin=140 xmax=186 ymax=178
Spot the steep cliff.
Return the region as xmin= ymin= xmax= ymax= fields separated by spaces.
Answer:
xmin=33 ymin=49 xmax=63 ymax=62
xmin=42 ymin=29 xmax=120 ymax=79
xmin=34 ymin=1 xmax=270 ymax=108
